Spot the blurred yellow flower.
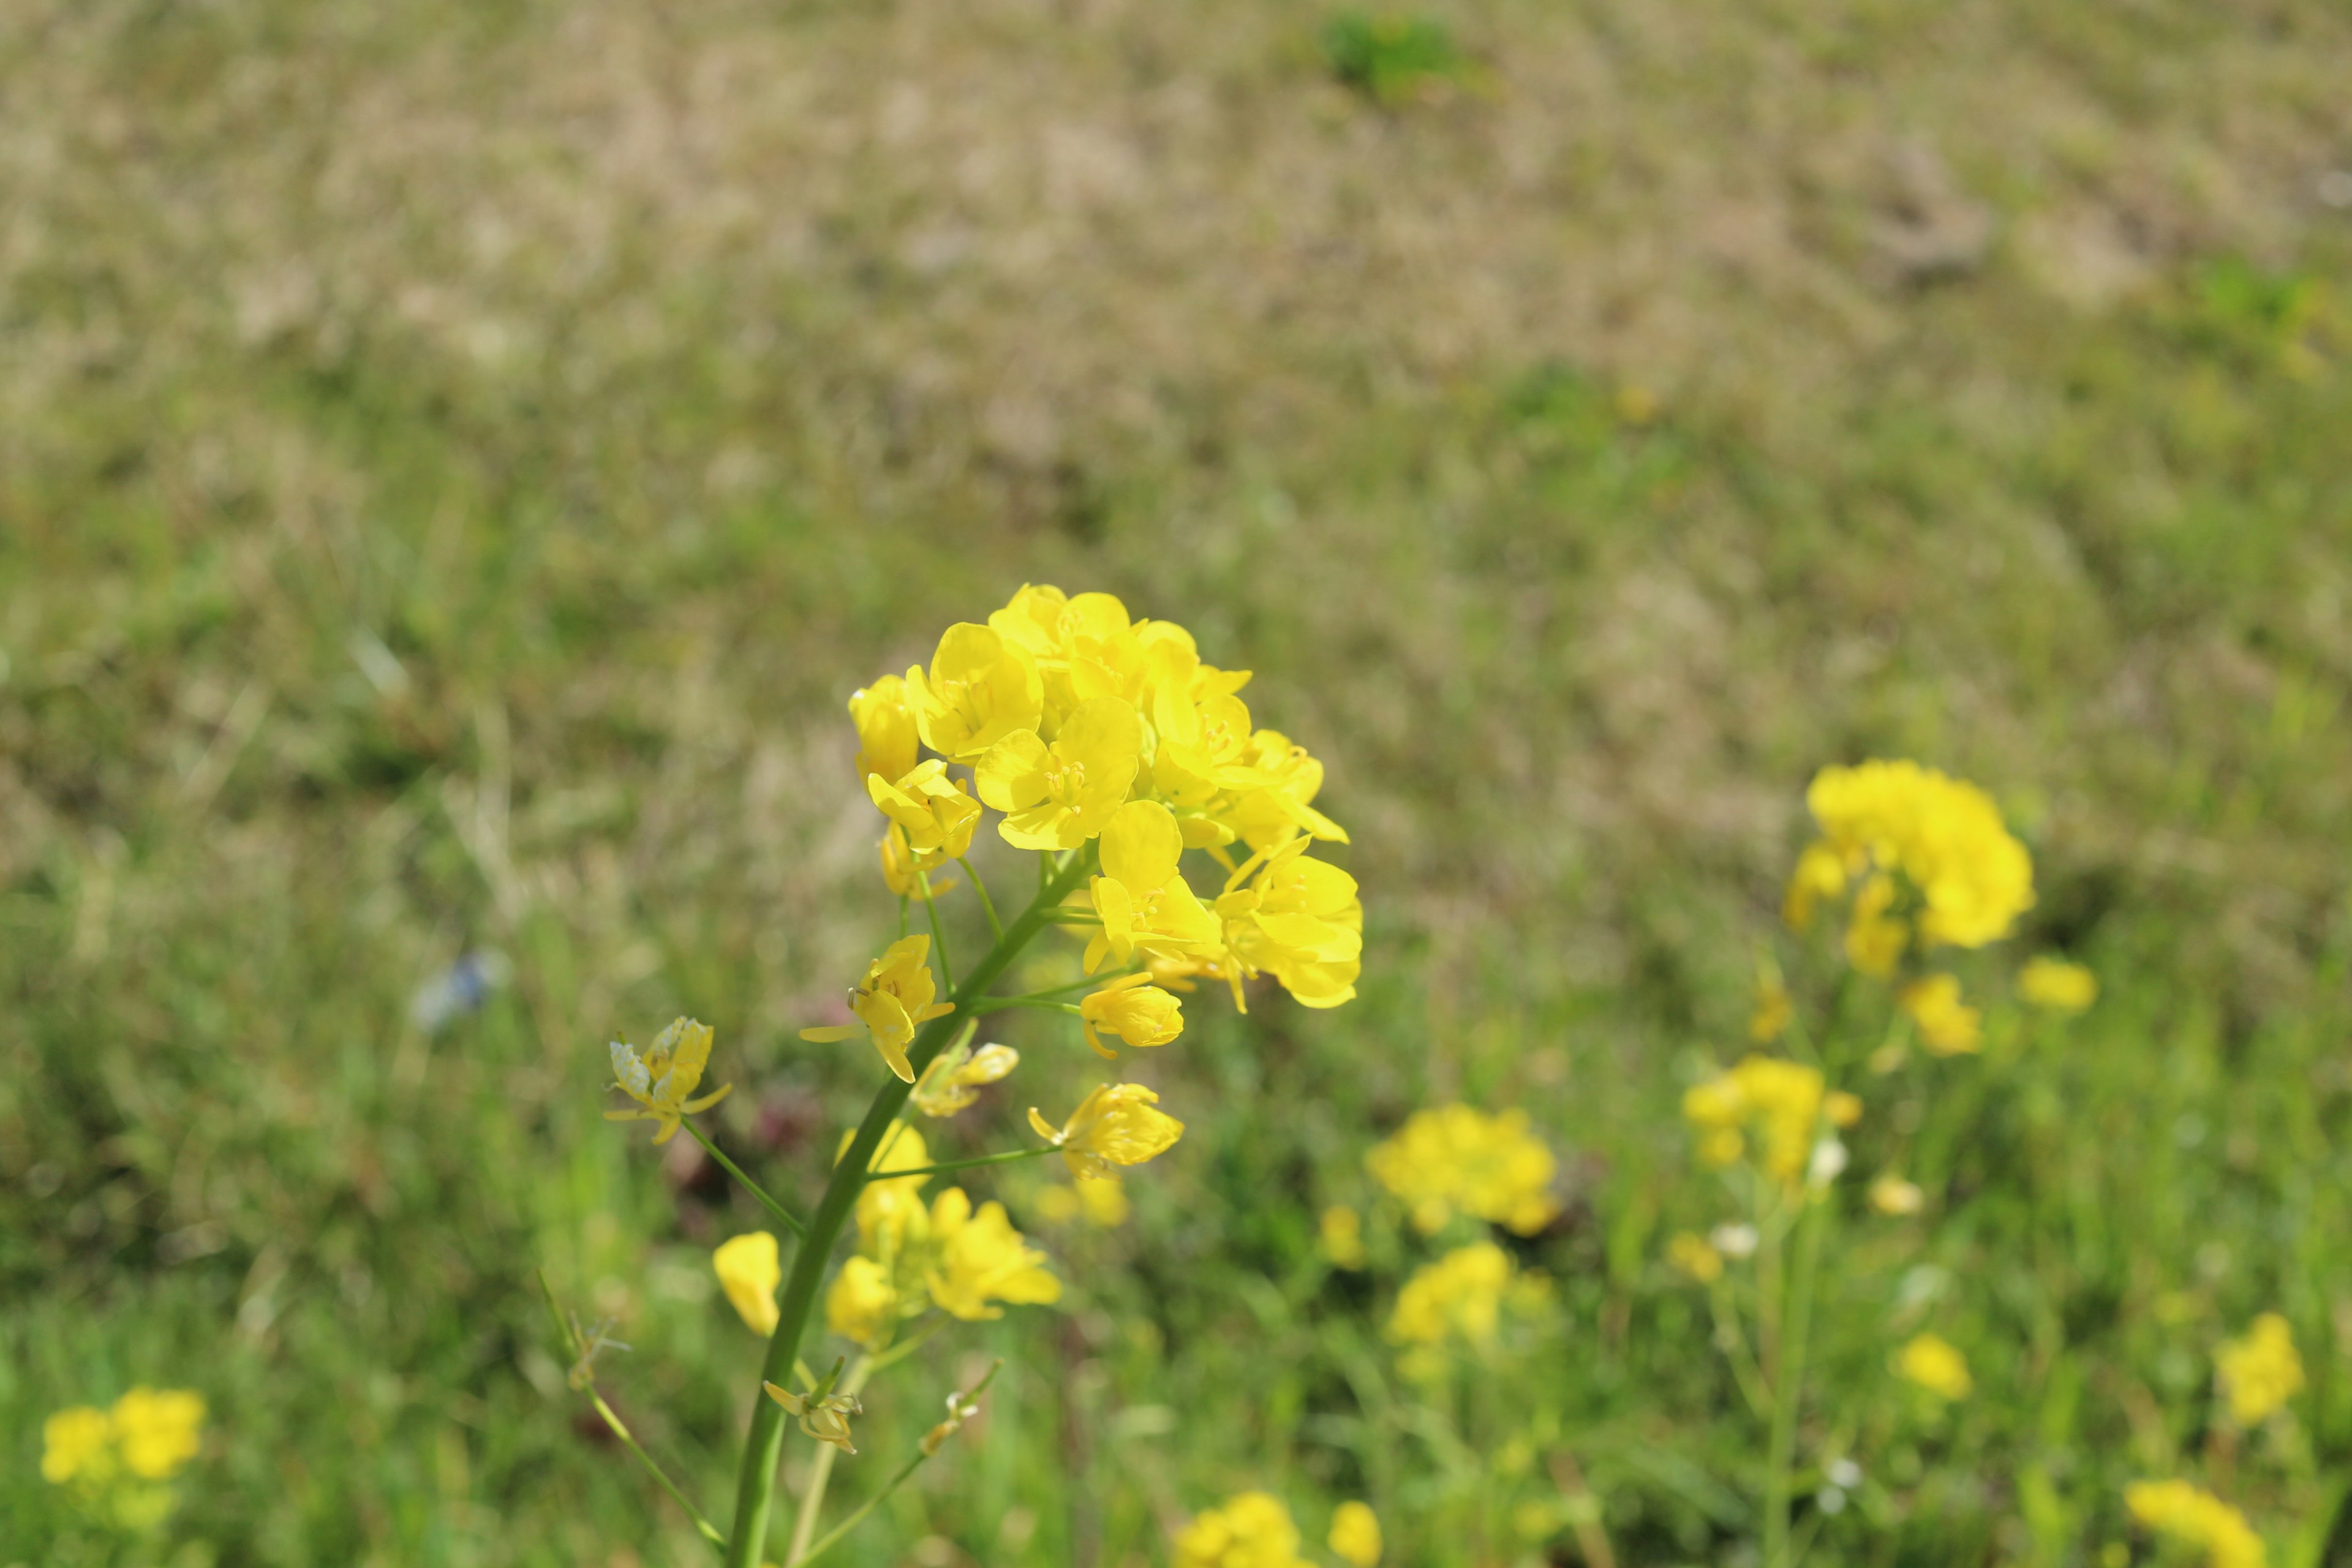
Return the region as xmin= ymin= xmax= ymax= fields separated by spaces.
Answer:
xmin=1869 ymin=1174 xmax=1925 ymax=1216
xmin=924 ymin=1187 xmax=1062 ymax=1321
xmin=1079 ymin=974 xmax=1186 ymax=1057
xmin=1896 ymin=1332 xmax=1972 ymax=1400
xmin=1366 ymin=1104 xmax=1559 ymax=1236
xmin=825 ymin=1256 xmax=899 ymax=1347
xmin=1320 ymin=1204 xmax=1368 ymax=1270
xmin=905 ymin=622 xmax=1042 ymax=763
xmin=976 ymin=697 xmax=1143 ymax=850
xmin=1783 ymin=842 xmax=1850 ymax=933
xmin=1899 ymin=975 xmax=1983 ymax=1056
xmin=1036 ymin=1175 xmax=1131 ymax=1228
xmin=910 ymin=1041 xmax=1020 ymax=1118
xmin=2125 ymin=1480 xmax=2266 ymax=1568
xmin=761 ymin=1381 xmax=862 ymax=1455
xmin=866 ymin=760 xmax=981 ymax=861
xmin=850 ymin=1123 xmax=933 ymax=1248
xmin=1844 ymin=873 xmax=1908 ymax=978
xmin=1793 ymin=760 xmax=2034 ymax=966
xmin=712 ymin=1232 xmax=782 ymax=1336
xmin=1175 ymin=1490 xmax=1309 ymax=1568
xmin=799 ymin=935 xmax=957 ymax=1084
xmin=1826 ymin=1090 xmax=1863 ymax=1127
xmin=1389 ymin=1242 xmax=1516 ymax=1351
xmin=1749 ymin=970 xmax=1793 ymax=1042
xmin=2019 ymin=956 xmax=2098 ymax=1013
xmin=1085 ymin=799 xmax=1220 ymax=971
xmin=2217 ymin=1313 xmax=2303 ymax=1427
xmin=846 ymin=674 xmax=919 ymax=786
xmin=45 ymin=1390 xmax=205 ymax=1488
xmin=1668 ymin=1231 xmax=1724 ymax=1283
xmin=41 ymin=1406 xmax=117 ymax=1485
xmin=606 ymin=1018 xmax=733 ymax=1144
xmin=1683 ymin=1056 xmax=1835 ymax=1187
xmin=1029 ymin=1083 xmax=1185 ymax=1180
xmin=1329 ymin=1501 xmax=1382 ymax=1568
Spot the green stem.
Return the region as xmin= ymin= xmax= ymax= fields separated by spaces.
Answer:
xmin=985 ymin=971 xmax=1136 ymax=1003
xmin=794 ymin=1363 xmax=1004 ymax=1568
xmin=962 ymin=997 xmax=1084 ymax=1017
xmin=960 ymin=859 xmax=1003 ymax=940
xmin=686 ymin=1120 xmax=807 ymax=1237
xmin=877 ymin=1146 xmax=1055 ymax=1183
xmin=722 ymin=848 xmax=1098 ymax=1567
xmin=918 ymin=873 xmax=954 ymax=993
xmin=1763 ymin=1194 xmax=1826 ymax=1568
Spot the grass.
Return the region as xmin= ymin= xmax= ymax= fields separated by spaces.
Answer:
xmin=4 ymin=0 xmax=2352 ymax=1562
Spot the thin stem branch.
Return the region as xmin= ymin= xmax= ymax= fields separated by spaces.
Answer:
xmin=960 ymin=858 xmax=1003 ymax=940
xmin=986 ymin=971 xmax=1134 ymax=1003
xmin=875 ymin=1146 xmax=1055 ymax=1183
xmin=918 ymin=873 xmax=954 ymax=994
xmin=794 ymin=1363 xmax=1004 ymax=1568
xmin=962 ymin=997 xmax=1084 ymax=1018
xmin=686 ymin=1120 xmax=807 ymax=1237
xmin=1763 ymin=1194 xmax=1827 ymax=1568
xmin=1705 ymin=1278 xmax=1774 ymax=1422
xmin=785 ymin=1354 xmax=875 ymax=1564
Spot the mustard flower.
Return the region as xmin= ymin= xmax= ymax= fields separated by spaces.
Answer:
xmin=761 ymin=1381 xmax=862 ymax=1455
xmin=847 ymin=674 xmax=919 ymax=786
xmin=1175 ymin=1491 xmax=1310 ymax=1568
xmin=976 ymin=698 xmax=1143 ymax=850
xmin=878 ymin=824 xmax=957 ymax=901
xmin=2217 ymin=1313 xmax=2304 ymax=1427
xmin=1896 ymin=1332 xmax=1972 ymax=1400
xmin=1149 ymin=685 xmax=1261 ymax=808
xmin=1079 ymin=973 xmax=1185 ymax=1057
xmin=1086 ymin=799 xmax=1219 ymax=971
xmin=1683 ymin=1056 xmax=1836 ymax=1187
xmin=1329 ymin=1501 xmax=1382 ymax=1568
xmin=1795 ymin=760 xmax=2035 ymax=962
xmin=800 ymin=935 xmax=956 ymax=1084
xmin=1899 ymin=975 xmax=1982 ymax=1056
xmin=1668 ymin=1231 xmax=1725 ymax=1283
xmin=1869 ymin=1174 xmax=1925 ymax=1215
xmin=1320 ymin=1204 xmax=1367 ymax=1270
xmin=1216 ymin=836 xmax=1362 ymax=1010
xmin=1389 ymin=1242 xmax=1519 ymax=1354
xmin=850 ymin=1123 xmax=934 ymax=1249
xmin=1844 ymin=873 xmax=1907 ymax=978
xmin=1782 ymin=842 xmax=1849 ymax=932
xmin=2125 ymin=1480 xmax=2266 ymax=1568
xmin=2019 ymin=956 xmax=2098 ymax=1013
xmin=905 ymin=622 xmax=1043 ymax=762
xmin=1366 ymin=1104 xmax=1559 ymax=1236
xmin=107 ymin=1389 xmax=204 ymax=1482
xmin=1028 ymin=1083 xmax=1186 ymax=1179
xmin=910 ymin=1041 xmax=1020 ymax=1118
xmin=1035 ymin=1174 xmax=1131 ymax=1227
xmin=42 ymin=1406 xmax=116 ymax=1485
xmin=1212 ymin=729 xmax=1349 ymax=853
xmin=713 ymin=1232 xmax=782 ymax=1336
xmin=1750 ymin=970 xmax=1793 ymax=1043
xmin=866 ymin=760 xmax=981 ymax=861
xmin=924 ymin=1186 xmax=1063 ymax=1321
xmin=826 ymin=1256 xmax=899 ymax=1348
xmin=607 ymin=1017 xmax=733 ymax=1144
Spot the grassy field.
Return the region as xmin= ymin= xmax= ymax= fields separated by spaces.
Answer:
xmin=6 ymin=0 xmax=2352 ymax=1563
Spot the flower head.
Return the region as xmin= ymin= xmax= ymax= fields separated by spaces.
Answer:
xmin=1899 ymin=975 xmax=1982 ymax=1055
xmin=762 ymin=1381 xmax=862 ymax=1455
xmin=910 ymin=1041 xmax=1020 ymax=1118
xmin=1668 ymin=1231 xmax=1725 ymax=1283
xmin=606 ymin=1017 xmax=733 ymax=1144
xmin=1329 ymin=1502 xmax=1382 ymax=1568
xmin=2019 ymin=956 xmax=2098 ymax=1013
xmin=1682 ymin=1056 xmax=1838 ymax=1188
xmin=1175 ymin=1491 xmax=1310 ymax=1568
xmin=924 ymin=1186 xmax=1062 ymax=1320
xmin=1028 ymin=1083 xmax=1185 ymax=1180
xmin=866 ymin=760 xmax=981 ymax=861
xmin=848 ymin=674 xmax=919 ymax=785
xmin=42 ymin=1406 xmax=117 ymax=1485
xmin=826 ymin=1256 xmax=899 ymax=1348
xmin=1389 ymin=1242 xmax=1531 ymax=1365
xmin=1750 ymin=969 xmax=1793 ymax=1042
xmin=2217 ymin=1313 xmax=2303 ymax=1427
xmin=1086 ymin=800 xmax=1220 ymax=971
xmin=1896 ymin=1332 xmax=1972 ymax=1400
xmin=45 ymin=1389 xmax=206 ymax=1489
xmin=1215 ymin=837 xmax=1362 ymax=1011
xmin=905 ymin=623 xmax=1042 ymax=762
xmin=1078 ymin=973 xmax=1185 ymax=1057
xmin=2125 ymin=1480 xmax=2266 ymax=1568
xmin=1366 ymin=1104 xmax=1559 ymax=1236
xmin=713 ymin=1232 xmax=782 ymax=1336
xmin=976 ymin=698 xmax=1143 ymax=850
xmin=799 ymin=935 xmax=957 ymax=1083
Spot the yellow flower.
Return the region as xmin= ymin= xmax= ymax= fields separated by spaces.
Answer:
xmin=1782 ymin=842 xmax=1850 ymax=932
xmin=1869 ymin=1174 xmax=1925 ymax=1215
xmin=761 ymin=1381 xmax=862 ymax=1455
xmin=905 ymin=622 xmax=1042 ymax=762
xmin=2217 ymin=1314 xmax=2304 ymax=1427
xmin=878 ymin=825 xmax=957 ymax=901
xmin=1028 ymin=1083 xmax=1186 ymax=1180
xmin=924 ymin=1186 xmax=1063 ymax=1321
xmin=2019 ymin=956 xmax=2098 ymax=1013
xmin=1389 ymin=1242 xmax=1517 ymax=1352
xmin=2125 ymin=1480 xmax=2267 ymax=1568
xmin=799 ymin=935 xmax=957 ymax=1083
xmin=850 ymin=1123 xmax=933 ymax=1249
xmin=910 ymin=1041 xmax=1020 ymax=1118
xmin=713 ymin=1232 xmax=782 ymax=1336
xmin=1036 ymin=1174 xmax=1132 ymax=1227
xmin=1844 ymin=873 xmax=1908 ymax=978
xmin=1900 ymin=975 xmax=1983 ymax=1056
xmin=606 ymin=1017 xmax=734 ymax=1144
xmin=1210 ymin=728 xmax=1350 ymax=853
xmin=1215 ymin=837 xmax=1362 ymax=1011
xmin=1826 ymin=1090 xmax=1863 ymax=1127
xmin=976 ymin=698 xmax=1143 ymax=850
xmin=1365 ymin=1105 xmax=1559 ymax=1236
xmin=825 ymin=1256 xmax=899 ymax=1348
xmin=1750 ymin=970 xmax=1793 ymax=1042
xmin=1148 ymin=684 xmax=1262 ymax=809
xmin=847 ymin=674 xmax=919 ymax=786
xmin=1329 ymin=1501 xmax=1382 ymax=1568
xmin=1896 ymin=1332 xmax=1972 ymax=1400
xmin=1085 ymin=800 xmax=1220 ymax=971
xmin=110 ymin=1388 xmax=205 ymax=1482
xmin=42 ymin=1406 xmax=116 ymax=1485
xmin=1175 ymin=1491 xmax=1309 ymax=1568
xmin=1320 ymin=1204 xmax=1367 ymax=1270
xmin=865 ymin=760 xmax=981 ymax=861
xmin=1668 ymin=1231 xmax=1724 ymax=1283
xmin=1682 ymin=1056 xmax=1832 ymax=1186
xmin=1078 ymin=974 xmax=1185 ymax=1057
xmin=1798 ymin=759 xmax=2035 ymax=960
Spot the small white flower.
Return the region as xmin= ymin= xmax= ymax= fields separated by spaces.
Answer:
xmin=1709 ymin=1223 xmax=1760 ymax=1259
xmin=1807 ymin=1137 xmax=1849 ymax=1188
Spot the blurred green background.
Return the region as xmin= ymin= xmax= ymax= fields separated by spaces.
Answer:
xmin=5 ymin=0 xmax=2352 ymax=1563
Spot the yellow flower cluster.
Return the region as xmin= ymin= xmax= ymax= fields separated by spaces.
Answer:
xmin=1668 ymin=1231 xmax=1725 ymax=1283
xmin=1387 ymin=1242 xmax=1547 ymax=1382
xmin=1895 ymin=1332 xmax=1972 ymax=1400
xmin=2125 ymin=1480 xmax=2266 ymax=1568
xmin=1682 ymin=1057 xmax=1860 ymax=1187
xmin=2018 ymin=955 xmax=2098 ymax=1012
xmin=1366 ymin=1104 xmax=1560 ymax=1236
xmin=2216 ymin=1313 xmax=2303 ymax=1427
xmin=1899 ymin=974 xmax=1983 ymax=1056
xmin=821 ymin=1126 xmax=1063 ymax=1348
xmin=1174 ymin=1491 xmax=1311 ymax=1568
xmin=1785 ymin=760 xmax=2034 ymax=976
xmin=42 ymin=1389 xmax=206 ymax=1486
